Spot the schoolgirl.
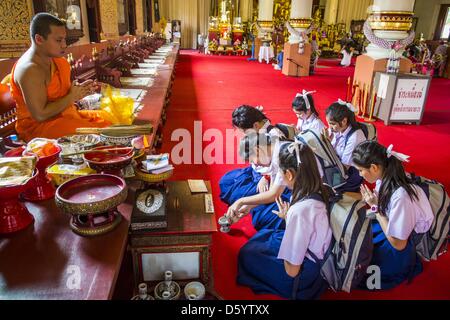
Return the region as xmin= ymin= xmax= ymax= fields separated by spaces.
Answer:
xmin=352 ymin=141 xmax=434 ymax=289
xmin=236 ymin=141 xmax=332 ymax=299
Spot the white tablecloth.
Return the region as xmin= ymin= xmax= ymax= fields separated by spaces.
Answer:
xmin=258 ymin=46 xmax=274 ymax=64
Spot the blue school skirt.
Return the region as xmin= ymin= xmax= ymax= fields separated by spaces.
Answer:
xmin=249 ymin=188 xmax=290 ymax=231
xmin=336 ymin=166 xmax=363 ymax=193
xmin=219 ymin=166 xmax=261 ymax=206
xmin=237 ymin=229 xmax=328 ymax=300
xmin=369 ymin=221 xmax=423 ymax=290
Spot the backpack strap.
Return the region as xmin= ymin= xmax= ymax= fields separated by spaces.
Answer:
xmin=344 ymin=125 xmax=370 ymax=148
xmin=344 ymin=127 xmax=357 ymax=149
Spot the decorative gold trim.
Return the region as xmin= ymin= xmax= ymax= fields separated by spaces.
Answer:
xmin=131 ymin=234 xmax=212 ymax=247
xmin=371 ymin=11 xmax=414 ymax=15
xmin=289 ymin=18 xmax=312 ymax=29
xmin=70 ymin=212 xmax=122 ymax=236
xmin=368 ymin=13 xmax=414 ymax=31
xmin=56 ymin=186 xmax=128 ymax=216
xmin=257 ymin=20 xmax=274 ymax=29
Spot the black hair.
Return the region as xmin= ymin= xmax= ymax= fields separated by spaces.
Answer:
xmin=292 ymin=93 xmax=319 ymax=117
xmin=325 ymin=102 xmax=362 ymax=131
xmin=232 ymin=105 xmax=268 ymax=130
xmin=239 ymin=132 xmax=275 ymax=163
xmin=352 ymin=141 xmax=418 ymax=216
xmin=279 ymin=142 xmax=329 ymax=206
xmin=30 ymin=13 xmax=65 ymax=42
xmin=343 ymin=44 xmax=351 ymax=54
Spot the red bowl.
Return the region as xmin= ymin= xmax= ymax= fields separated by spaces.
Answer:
xmin=4 ymin=146 xmax=26 ymax=157
xmin=0 ymin=169 xmax=39 ymax=199
xmin=24 ymin=145 xmax=62 ymax=169
xmin=83 ymin=146 xmax=134 ymax=173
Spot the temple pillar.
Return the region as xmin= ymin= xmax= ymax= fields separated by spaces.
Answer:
xmin=366 ymin=0 xmax=416 ymax=59
xmin=257 ymin=0 xmax=274 ymax=37
xmin=324 ymin=0 xmax=338 ymax=25
xmin=135 ymin=0 xmax=145 ymax=35
xmin=287 ymin=0 xmax=313 ymax=44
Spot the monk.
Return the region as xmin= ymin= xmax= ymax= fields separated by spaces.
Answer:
xmin=10 ymin=13 xmax=109 ymax=142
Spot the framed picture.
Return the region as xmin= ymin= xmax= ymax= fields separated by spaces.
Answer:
xmin=350 ymin=20 xmax=365 ymax=35
xmin=132 ymin=244 xmax=211 ymax=286
xmin=33 ymin=0 xmax=84 ymax=45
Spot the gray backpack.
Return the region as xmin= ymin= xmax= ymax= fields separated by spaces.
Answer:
xmin=297 ymin=129 xmax=348 ymax=189
xmin=307 ymin=193 xmax=373 ymax=293
xmin=410 ymin=174 xmax=450 ymax=261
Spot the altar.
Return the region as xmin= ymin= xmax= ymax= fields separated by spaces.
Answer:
xmin=207 ymin=0 xmax=246 ymax=56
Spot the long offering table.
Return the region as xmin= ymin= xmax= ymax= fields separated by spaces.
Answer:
xmin=0 ymin=44 xmax=179 ymax=300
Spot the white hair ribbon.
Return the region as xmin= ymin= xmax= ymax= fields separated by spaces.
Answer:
xmin=255 ymin=105 xmax=264 ymax=112
xmin=287 ymin=141 xmax=302 ymax=166
xmin=386 ymin=144 xmax=410 ymax=162
xmin=337 ymin=98 xmax=356 ymax=113
xmin=295 ymin=90 xmax=316 ymax=110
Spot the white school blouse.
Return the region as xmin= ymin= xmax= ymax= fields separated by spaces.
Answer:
xmin=331 ymin=125 xmax=366 ymax=166
xmin=375 ymin=180 xmax=434 ymax=240
xmin=252 ymin=120 xmax=284 ymax=176
xmin=278 ymin=199 xmax=332 ymax=265
xmin=296 ymin=114 xmax=326 ymax=134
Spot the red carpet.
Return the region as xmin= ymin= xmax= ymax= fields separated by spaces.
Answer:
xmin=160 ymin=50 xmax=450 ymax=300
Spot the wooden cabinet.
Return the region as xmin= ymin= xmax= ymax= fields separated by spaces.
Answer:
xmin=129 ymin=181 xmax=218 ymax=289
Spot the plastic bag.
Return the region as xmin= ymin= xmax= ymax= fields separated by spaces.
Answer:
xmin=99 ymin=86 xmax=135 ymax=125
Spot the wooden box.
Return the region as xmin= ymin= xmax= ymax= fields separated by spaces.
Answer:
xmin=373 ymin=72 xmax=431 ymax=125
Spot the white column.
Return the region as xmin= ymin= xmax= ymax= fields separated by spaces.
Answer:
xmin=324 ymin=0 xmax=339 ymax=25
xmin=366 ymin=0 xmax=416 ymax=59
xmin=257 ymin=0 xmax=274 ymax=37
xmin=287 ymin=0 xmax=313 ymax=44
xmin=290 ymin=0 xmax=313 ymax=20
xmin=258 ymin=0 xmax=274 ymax=21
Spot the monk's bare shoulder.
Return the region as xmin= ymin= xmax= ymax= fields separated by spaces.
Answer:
xmin=14 ymin=55 xmax=45 ymax=87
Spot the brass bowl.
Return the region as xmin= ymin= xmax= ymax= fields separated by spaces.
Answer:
xmin=55 ymin=174 xmax=128 ymax=216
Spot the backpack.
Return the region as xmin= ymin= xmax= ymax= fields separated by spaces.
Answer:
xmin=267 ymin=123 xmax=297 ymax=141
xmin=409 ymin=174 xmax=450 ymax=261
xmin=345 ymin=123 xmax=377 ymax=147
xmin=297 ymin=129 xmax=348 ymax=189
xmin=305 ymin=193 xmax=373 ymax=293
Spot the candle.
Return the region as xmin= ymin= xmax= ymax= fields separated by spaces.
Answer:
xmin=346 ymin=77 xmax=351 ymax=102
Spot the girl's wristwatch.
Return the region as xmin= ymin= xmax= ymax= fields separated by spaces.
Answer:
xmin=370 ymin=205 xmax=378 ymax=214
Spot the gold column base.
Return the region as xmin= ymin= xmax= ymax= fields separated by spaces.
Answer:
xmin=257 ymin=20 xmax=274 ymax=29
xmin=289 ymin=18 xmax=312 ymax=29
xmin=368 ymin=11 xmax=414 ymax=31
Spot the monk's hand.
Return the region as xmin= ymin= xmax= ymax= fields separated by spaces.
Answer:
xmin=93 ymin=81 xmax=108 ymax=92
xmin=70 ymin=80 xmax=94 ymax=101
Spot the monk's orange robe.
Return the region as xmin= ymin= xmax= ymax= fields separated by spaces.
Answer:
xmin=10 ymin=57 xmax=109 ymax=141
